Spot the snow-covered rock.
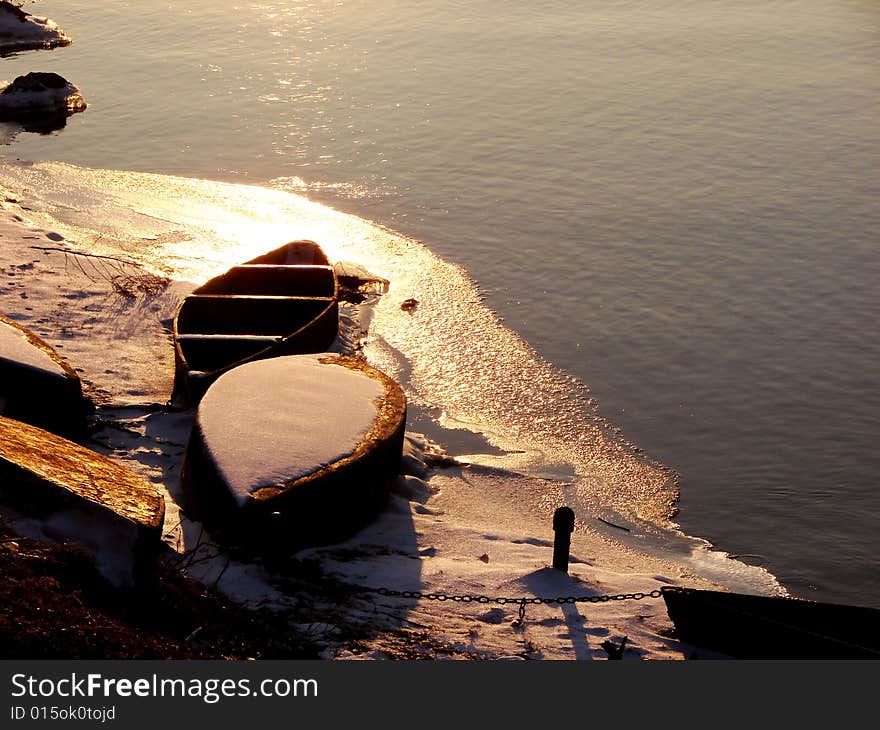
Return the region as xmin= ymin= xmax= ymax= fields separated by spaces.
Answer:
xmin=0 ymin=2 xmax=71 ymax=55
xmin=0 ymin=72 xmax=86 ymax=121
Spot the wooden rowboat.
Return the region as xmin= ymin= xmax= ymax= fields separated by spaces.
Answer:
xmin=0 ymin=314 xmax=89 ymax=437
xmin=172 ymin=240 xmax=339 ymax=405
xmin=661 ymin=586 xmax=880 ymax=659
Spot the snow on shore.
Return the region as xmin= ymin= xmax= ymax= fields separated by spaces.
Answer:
xmin=0 ymin=192 xmax=733 ymax=660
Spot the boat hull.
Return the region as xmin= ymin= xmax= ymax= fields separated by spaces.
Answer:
xmin=180 ymin=355 xmax=407 ymax=554
xmin=0 ymin=314 xmax=89 ymax=437
xmin=661 ymin=586 xmax=880 ymax=659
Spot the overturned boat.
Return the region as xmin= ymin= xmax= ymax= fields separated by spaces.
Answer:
xmin=180 ymin=354 xmax=407 ymax=552
xmin=0 ymin=415 xmax=165 ymax=588
xmin=0 ymin=313 xmax=90 ymax=437
xmin=172 ymin=240 xmax=339 ymax=404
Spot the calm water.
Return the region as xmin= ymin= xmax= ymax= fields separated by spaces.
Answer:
xmin=2 ymin=0 xmax=878 ymax=605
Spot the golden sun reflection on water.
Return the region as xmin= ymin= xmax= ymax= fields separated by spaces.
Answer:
xmin=5 ymin=161 xmax=676 ymax=527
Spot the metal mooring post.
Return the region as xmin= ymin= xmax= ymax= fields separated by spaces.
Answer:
xmin=552 ymin=506 xmax=575 ymax=572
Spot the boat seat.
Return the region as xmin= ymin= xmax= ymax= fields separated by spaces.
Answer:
xmin=176 ymin=294 xmax=335 ymax=335
xmin=176 ymin=334 xmax=282 ymax=372
xmin=176 ymin=334 xmax=284 ymax=343
xmin=196 ymin=265 xmax=336 ymax=297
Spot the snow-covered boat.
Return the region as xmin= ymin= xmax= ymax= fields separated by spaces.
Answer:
xmin=0 ymin=415 xmax=165 ymax=587
xmin=661 ymin=586 xmax=880 ymax=659
xmin=172 ymin=240 xmax=339 ymax=404
xmin=180 ymin=354 xmax=406 ymax=551
xmin=0 ymin=313 xmax=89 ymax=437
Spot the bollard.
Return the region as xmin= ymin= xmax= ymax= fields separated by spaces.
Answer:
xmin=552 ymin=506 xmax=575 ymax=572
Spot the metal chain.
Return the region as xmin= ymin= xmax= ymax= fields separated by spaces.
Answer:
xmin=357 ymin=586 xmax=663 ymax=609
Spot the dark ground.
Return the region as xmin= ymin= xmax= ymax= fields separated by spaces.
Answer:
xmin=0 ymin=521 xmax=324 ymax=659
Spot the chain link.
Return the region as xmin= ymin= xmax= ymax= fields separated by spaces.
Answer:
xmin=365 ymin=585 xmax=662 ymax=607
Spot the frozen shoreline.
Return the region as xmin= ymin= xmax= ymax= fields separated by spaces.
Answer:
xmin=0 ymin=188 xmax=752 ymax=660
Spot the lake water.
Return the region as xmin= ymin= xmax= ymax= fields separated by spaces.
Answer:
xmin=2 ymin=0 xmax=878 ymax=606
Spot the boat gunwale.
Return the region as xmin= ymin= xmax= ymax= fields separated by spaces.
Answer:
xmin=180 ymin=293 xmax=337 ymax=301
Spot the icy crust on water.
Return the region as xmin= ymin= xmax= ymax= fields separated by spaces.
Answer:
xmin=0 ymin=163 xmax=673 ymax=520
xmin=0 ymin=160 xmax=782 ymax=596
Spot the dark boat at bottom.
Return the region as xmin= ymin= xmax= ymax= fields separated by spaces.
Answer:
xmin=661 ymin=585 xmax=880 ymax=659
